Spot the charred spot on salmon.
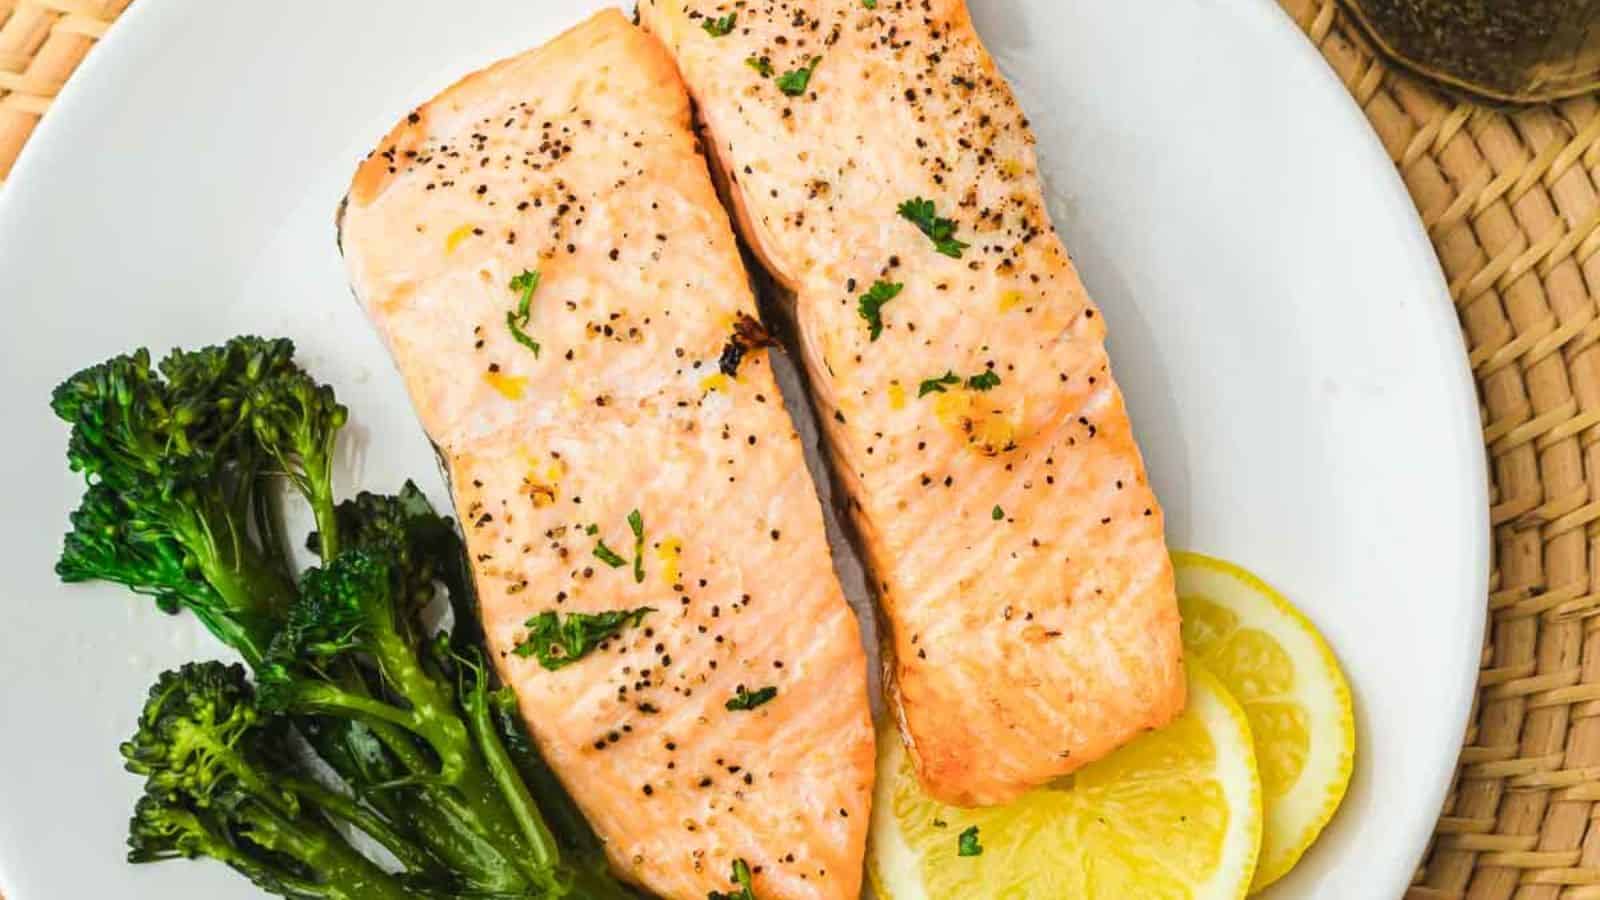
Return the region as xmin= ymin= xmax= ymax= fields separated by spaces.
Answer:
xmin=777 ymin=56 xmax=822 ymax=96
xmin=513 ymin=607 xmax=654 ymax=670
xmin=718 ymin=312 xmax=776 ymax=376
xmin=709 ymin=859 xmax=757 ymax=900
xmin=857 ymin=279 xmax=903 ymax=341
xmin=701 ymin=11 xmax=737 ymax=36
xmin=726 ymin=684 xmax=778 ymax=711
xmin=506 ymin=269 xmax=541 ymax=356
xmin=898 ymin=196 xmax=970 ymax=258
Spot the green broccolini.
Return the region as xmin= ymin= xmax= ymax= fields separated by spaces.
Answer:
xmin=54 ymin=336 xmax=637 ymax=899
xmin=123 ymin=662 xmax=418 ymax=900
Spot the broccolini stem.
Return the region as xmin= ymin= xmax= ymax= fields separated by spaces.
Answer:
xmin=364 ymin=619 xmax=474 ymax=784
xmin=313 ymin=708 xmax=533 ymax=892
xmin=185 ymin=605 xmax=277 ymax=669
xmin=312 ymin=493 xmax=340 ymax=562
xmin=359 ymin=616 xmax=553 ymax=885
xmin=490 ymin=689 xmax=604 ymax=858
xmin=280 ymin=682 xmax=423 ymax=734
xmin=231 ymin=801 xmax=414 ymax=900
xmin=282 ymin=776 xmax=439 ymax=879
xmin=461 ymin=672 xmax=560 ymax=870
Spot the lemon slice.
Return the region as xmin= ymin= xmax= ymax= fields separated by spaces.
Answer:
xmin=1172 ymin=551 xmax=1355 ymax=892
xmin=869 ymin=661 xmax=1261 ymax=900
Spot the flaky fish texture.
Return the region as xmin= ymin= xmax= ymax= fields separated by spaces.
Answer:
xmin=639 ymin=0 xmax=1185 ymax=807
xmin=339 ymin=11 xmax=874 ymax=898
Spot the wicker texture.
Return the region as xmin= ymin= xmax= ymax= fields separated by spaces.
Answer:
xmin=0 ymin=0 xmax=129 ymax=183
xmin=1278 ymin=1 xmax=1600 ymax=897
xmin=8 ymin=1 xmax=1600 ymax=897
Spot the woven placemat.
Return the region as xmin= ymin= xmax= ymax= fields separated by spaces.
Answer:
xmin=0 ymin=0 xmax=129 ymax=184
xmin=5 ymin=1 xmax=1598 ymax=897
xmin=1273 ymin=2 xmax=1600 ymax=897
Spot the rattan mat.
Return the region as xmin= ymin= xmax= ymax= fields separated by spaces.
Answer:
xmin=3 ymin=0 xmax=1595 ymax=897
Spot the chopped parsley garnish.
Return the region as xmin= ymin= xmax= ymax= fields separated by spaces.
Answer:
xmin=957 ymin=825 xmax=983 ymax=857
xmin=992 ymin=505 xmax=1004 ymax=520
xmin=863 ymin=0 xmax=877 ymax=7
xmin=897 ymin=197 xmax=969 ymax=258
xmin=967 ymin=370 xmax=1001 ymax=391
xmin=585 ymin=523 xmax=599 ymax=535
xmin=708 ymin=858 xmax=756 ymax=900
xmin=919 ymin=369 xmax=999 ymax=397
xmin=857 ymin=280 xmax=904 ymax=341
xmin=628 ymin=508 xmax=645 ymax=584
xmin=776 ymin=57 xmax=821 ymax=96
xmin=746 ymin=56 xmax=774 ymax=78
xmin=513 ymin=607 xmax=654 ymax=670
xmin=725 ymin=684 xmax=778 ymax=711
xmin=506 ymin=269 xmax=542 ymax=356
xmin=918 ymin=371 xmax=961 ymax=397
xmin=593 ymin=540 xmax=627 ymax=568
xmin=702 ymin=12 xmax=737 ymax=36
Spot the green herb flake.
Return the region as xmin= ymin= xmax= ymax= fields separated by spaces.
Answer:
xmin=863 ymin=0 xmax=877 ymax=7
xmin=918 ymin=371 xmax=961 ymax=397
xmin=585 ymin=523 xmax=599 ymax=535
xmin=857 ymin=280 xmax=904 ymax=341
xmin=746 ymin=56 xmax=774 ymax=78
xmin=702 ymin=12 xmax=737 ymax=36
xmin=593 ymin=540 xmax=627 ymax=569
xmin=628 ymin=508 xmax=645 ymax=584
xmin=992 ymin=505 xmax=1004 ymax=521
xmin=776 ymin=57 xmax=821 ymax=96
xmin=725 ymin=684 xmax=778 ymax=711
xmin=707 ymin=858 xmax=756 ymax=900
xmin=958 ymin=825 xmax=983 ymax=857
xmin=967 ymin=370 xmax=1001 ymax=391
xmin=513 ymin=607 xmax=654 ymax=670
xmin=897 ymin=197 xmax=969 ymax=259
xmin=506 ymin=269 xmax=542 ymax=357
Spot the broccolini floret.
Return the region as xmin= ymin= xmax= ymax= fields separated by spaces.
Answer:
xmin=123 ymin=662 xmax=417 ymax=900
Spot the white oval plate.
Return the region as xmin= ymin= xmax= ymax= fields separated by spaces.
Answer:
xmin=0 ymin=1 xmax=1486 ymax=897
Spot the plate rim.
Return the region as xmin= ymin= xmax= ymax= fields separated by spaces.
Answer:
xmin=1207 ymin=3 xmax=1490 ymax=893
xmin=0 ymin=0 xmax=1490 ymax=897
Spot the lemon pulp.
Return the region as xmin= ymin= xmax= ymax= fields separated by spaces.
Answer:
xmin=869 ymin=661 xmax=1261 ymax=900
xmin=1173 ymin=551 xmax=1355 ymax=892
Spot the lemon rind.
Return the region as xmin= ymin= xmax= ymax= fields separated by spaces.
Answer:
xmin=1173 ymin=551 xmax=1356 ymax=892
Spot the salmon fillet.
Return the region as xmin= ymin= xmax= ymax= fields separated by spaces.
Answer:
xmin=638 ymin=0 xmax=1185 ymax=806
xmin=337 ymin=11 xmax=874 ymax=898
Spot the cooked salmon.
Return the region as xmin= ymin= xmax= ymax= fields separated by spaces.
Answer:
xmin=337 ymin=11 xmax=874 ymax=898
xmin=638 ymin=0 xmax=1185 ymax=806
